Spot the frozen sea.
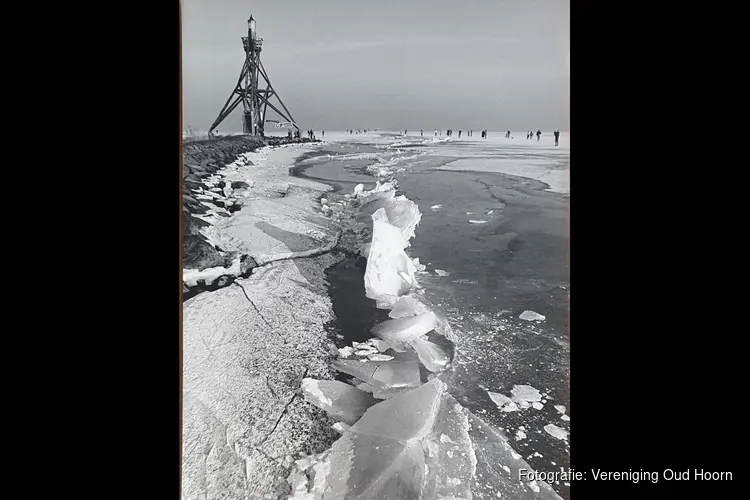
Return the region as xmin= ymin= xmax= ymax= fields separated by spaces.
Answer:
xmin=293 ymin=130 xmax=570 ymax=499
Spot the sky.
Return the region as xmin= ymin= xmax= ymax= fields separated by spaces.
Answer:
xmin=182 ymin=0 xmax=569 ymax=132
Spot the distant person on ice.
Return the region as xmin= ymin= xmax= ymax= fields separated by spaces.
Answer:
xmin=458 ymin=130 xmax=462 ymax=138
xmin=322 ymin=131 xmax=325 ymax=138
xmin=554 ymin=130 xmax=560 ymax=146
xmin=421 ymin=129 xmax=423 ymax=136
xmin=536 ymin=129 xmax=542 ymax=141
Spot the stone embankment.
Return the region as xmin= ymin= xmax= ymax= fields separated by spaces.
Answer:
xmin=182 ymin=135 xmax=317 ymax=295
xmin=182 ymin=136 xmax=347 ymax=500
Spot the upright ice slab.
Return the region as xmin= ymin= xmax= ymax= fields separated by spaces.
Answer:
xmin=363 ymin=209 xmax=420 ymax=306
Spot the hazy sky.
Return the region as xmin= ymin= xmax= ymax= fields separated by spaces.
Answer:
xmin=182 ymin=0 xmax=569 ymax=132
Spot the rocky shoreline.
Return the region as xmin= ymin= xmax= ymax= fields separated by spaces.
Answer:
xmin=182 ymin=137 xmax=352 ymax=500
xmin=182 ymin=135 xmax=318 ymax=294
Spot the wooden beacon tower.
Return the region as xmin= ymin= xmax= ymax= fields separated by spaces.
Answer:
xmin=208 ymin=15 xmax=299 ymax=137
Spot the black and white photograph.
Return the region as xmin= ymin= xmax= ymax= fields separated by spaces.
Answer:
xmin=181 ymin=1 xmax=570 ymax=498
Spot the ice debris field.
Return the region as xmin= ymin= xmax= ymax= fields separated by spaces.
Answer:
xmin=291 ymin=178 xmax=562 ymax=499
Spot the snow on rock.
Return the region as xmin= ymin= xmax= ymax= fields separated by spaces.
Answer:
xmin=543 ymin=424 xmax=569 ymax=441
xmin=519 ymin=310 xmax=546 ymax=322
xmin=300 ymin=378 xmax=379 ymax=425
xmin=371 ymin=311 xmax=438 ymax=343
xmin=183 ymin=257 xmax=242 ymax=287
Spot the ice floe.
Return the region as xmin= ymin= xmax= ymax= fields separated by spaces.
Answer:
xmin=543 ymin=424 xmax=568 ymax=441
xmin=519 ymin=310 xmax=546 ymax=322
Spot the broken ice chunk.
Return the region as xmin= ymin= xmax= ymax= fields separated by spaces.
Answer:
xmin=488 ymin=391 xmax=512 ymax=407
xmin=430 ymin=204 xmax=442 ymax=210
xmin=332 ymin=422 xmax=350 ymax=433
xmin=511 ymin=384 xmax=543 ymax=404
xmin=351 ymin=378 xmax=446 ymax=441
xmin=561 ymin=415 xmax=570 ymax=422
xmin=515 ymin=430 xmax=527 ymax=440
xmin=410 ymin=336 xmax=452 ymax=373
xmin=353 ymin=183 xmax=364 ymax=195
xmin=367 ymin=353 xmax=394 ymax=362
xmin=469 ymin=220 xmax=487 ymax=224
xmin=544 ymin=424 xmax=568 ymax=441
xmin=364 ymin=211 xmax=420 ymax=304
xmin=488 ymin=391 xmax=520 ymax=412
xmin=367 ymin=338 xmax=392 ymax=352
xmin=388 ymin=295 xmax=431 ymax=319
xmin=331 ymin=359 xmax=422 ymax=398
xmin=337 ymin=346 xmax=354 ymax=358
xmin=519 ymin=310 xmax=546 ymax=322
xmin=434 ymin=269 xmax=450 ymax=277
xmin=554 ymin=404 xmax=566 ymax=414
xmin=301 ymin=378 xmax=378 ymax=425
xmin=371 ymin=311 xmax=438 ymax=343
xmin=532 ymin=402 xmax=544 ymax=410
